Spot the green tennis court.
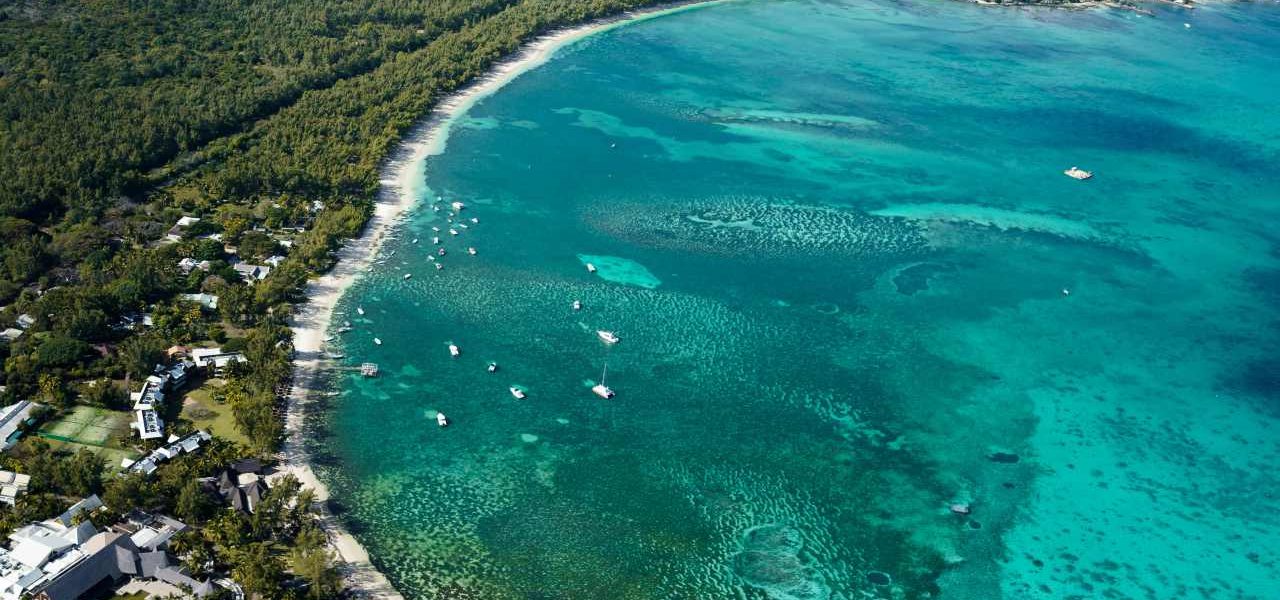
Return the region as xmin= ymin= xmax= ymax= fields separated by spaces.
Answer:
xmin=39 ymin=406 xmax=129 ymax=446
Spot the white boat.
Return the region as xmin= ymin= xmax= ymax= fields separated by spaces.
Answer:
xmin=433 ymin=205 xmax=440 ymax=212
xmin=324 ymin=335 xmax=335 ymax=342
xmin=592 ymin=363 xmax=615 ymax=399
xmin=451 ymin=201 xmax=466 ymax=211
xmin=436 ymin=412 xmax=448 ymax=427
xmin=468 ymin=247 xmax=477 ymax=255
xmin=449 ymin=229 xmax=459 ymax=236
xmin=403 ymin=273 xmax=412 ymax=280
xmin=573 ymin=300 xmax=582 ymax=311
xmin=449 ymin=343 xmax=460 ymax=357
xmin=470 ymin=218 xmax=479 ymax=224
xmin=433 ymin=236 xmax=440 ymax=244
xmin=488 ymin=362 xmax=498 ymax=373
xmin=438 ymin=248 xmax=447 ymax=256
xmin=357 ymin=307 xmax=366 ymax=315
xmin=1063 ymin=166 xmax=1093 ymax=180
xmin=435 ymin=263 xmax=444 ymax=270
xmin=586 ymin=263 xmax=597 ymax=273
xmin=373 ymin=337 xmax=382 ymax=345
xmin=458 ymin=223 xmax=468 ymax=229
xmin=510 ymin=386 xmax=526 ymax=400
xmin=412 ymin=238 xmax=419 ymax=244
xmin=432 ymin=226 xmax=440 ymax=232
xmin=597 ymin=330 xmax=620 ymax=345
xmin=324 ymin=352 xmax=345 ymax=360
xmin=337 ymin=326 xmax=353 ymax=333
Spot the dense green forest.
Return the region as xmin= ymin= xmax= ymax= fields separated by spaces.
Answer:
xmin=0 ymin=0 xmax=666 ymax=597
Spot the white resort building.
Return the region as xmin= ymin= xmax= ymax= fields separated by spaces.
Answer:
xmin=129 ymin=376 xmax=166 ymax=441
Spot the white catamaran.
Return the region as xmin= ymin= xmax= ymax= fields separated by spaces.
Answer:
xmin=592 ymin=363 xmax=615 ymax=399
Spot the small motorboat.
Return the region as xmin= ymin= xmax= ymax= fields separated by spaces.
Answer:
xmin=458 ymin=223 xmax=468 ymax=229
xmin=432 ymin=226 xmax=440 ymax=232
xmin=433 ymin=236 xmax=441 ymax=245
xmin=1062 ymin=288 xmax=1071 ymax=296
xmin=597 ymin=330 xmax=620 ymax=345
xmin=324 ymin=352 xmax=345 ymax=360
xmin=403 ymin=273 xmax=412 ymax=280
xmin=950 ymin=503 xmax=971 ymax=515
xmin=436 ymin=412 xmax=449 ymax=427
xmin=438 ymin=248 xmax=447 ymax=256
xmin=324 ymin=335 xmax=336 ymax=342
xmin=573 ymin=300 xmax=582 ymax=311
xmin=337 ymin=326 xmax=353 ymax=333
xmin=510 ymin=386 xmax=526 ymax=400
xmin=412 ymin=238 xmax=419 ymax=244
xmin=451 ymin=201 xmax=465 ymax=212
xmin=449 ymin=229 xmax=459 ymax=236
xmin=1063 ymin=166 xmax=1093 ymax=180
xmin=467 ymin=247 xmax=477 ymax=255
xmin=373 ymin=337 xmax=383 ymax=346
xmin=435 ymin=263 xmax=444 ymax=270
xmin=586 ymin=263 xmax=597 ymax=273
xmin=488 ymin=362 xmax=498 ymax=373
xmin=357 ymin=307 xmax=366 ymax=316
xmin=449 ymin=343 xmax=460 ymax=357
xmin=433 ymin=205 xmax=440 ymax=212
xmin=470 ymin=218 xmax=479 ymax=224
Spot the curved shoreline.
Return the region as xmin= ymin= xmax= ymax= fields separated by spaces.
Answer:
xmin=279 ymin=2 xmax=728 ymax=597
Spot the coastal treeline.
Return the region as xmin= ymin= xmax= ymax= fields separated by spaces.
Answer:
xmin=1 ymin=0 xmax=665 ymax=597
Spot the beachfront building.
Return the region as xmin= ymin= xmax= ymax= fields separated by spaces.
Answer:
xmin=199 ymin=459 xmax=268 ymax=514
xmin=191 ymin=348 xmax=247 ymax=375
xmin=129 ymin=376 xmax=166 ymax=441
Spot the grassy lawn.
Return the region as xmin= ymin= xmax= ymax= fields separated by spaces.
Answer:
xmin=37 ymin=405 xmax=140 ymax=469
xmin=179 ymin=379 xmax=248 ymax=446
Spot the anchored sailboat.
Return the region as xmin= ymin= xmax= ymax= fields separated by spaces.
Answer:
xmin=592 ymin=363 xmax=615 ymax=399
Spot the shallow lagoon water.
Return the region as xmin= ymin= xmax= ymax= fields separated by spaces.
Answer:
xmin=312 ymin=1 xmax=1280 ymax=598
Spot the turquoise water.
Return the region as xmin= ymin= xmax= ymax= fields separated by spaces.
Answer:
xmin=312 ymin=1 xmax=1280 ymax=598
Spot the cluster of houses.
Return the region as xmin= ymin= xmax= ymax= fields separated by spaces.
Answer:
xmin=0 ymin=496 xmax=221 ymax=600
xmin=166 ymin=215 xmax=285 ymax=285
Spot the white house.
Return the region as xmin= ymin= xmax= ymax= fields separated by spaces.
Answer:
xmin=164 ymin=216 xmax=201 ymax=242
xmin=232 ymin=263 xmax=270 ymax=282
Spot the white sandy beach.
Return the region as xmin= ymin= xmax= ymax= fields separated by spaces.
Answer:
xmin=277 ymin=2 xmax=726 ymax=597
